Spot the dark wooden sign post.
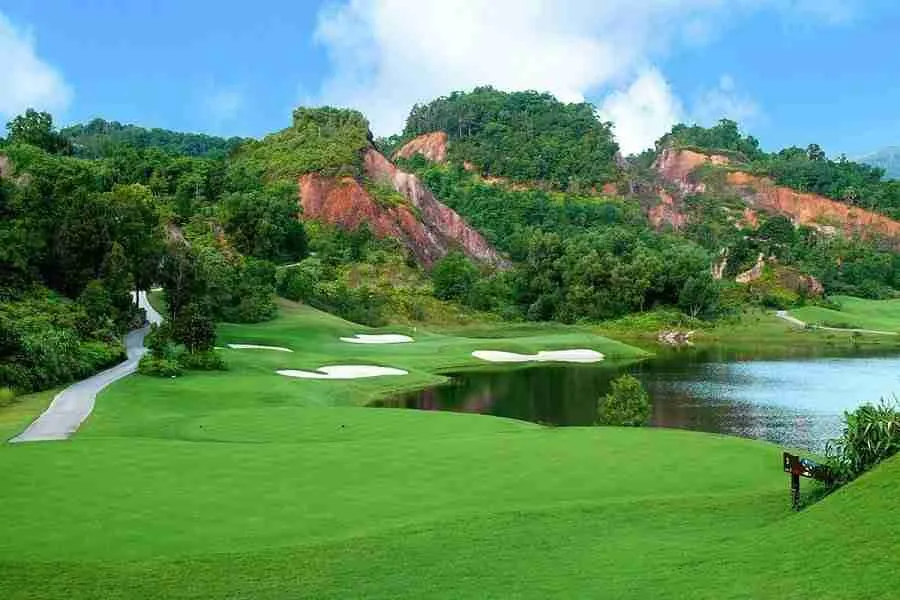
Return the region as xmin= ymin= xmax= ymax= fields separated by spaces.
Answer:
xmin=782 ymin=452 xmax=833 ymax=510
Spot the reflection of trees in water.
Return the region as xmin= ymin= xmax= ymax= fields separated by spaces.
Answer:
xmin=380 ymin=350 xmax=885 ymax=453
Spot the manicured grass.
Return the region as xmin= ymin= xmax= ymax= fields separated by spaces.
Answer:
xmin=791 ymin=295 xmax=900 ymax=332
xmin=0 ymin=388 xmax=57 ymax=442
xmin=1 ymin=301 xmax=898 ymax=598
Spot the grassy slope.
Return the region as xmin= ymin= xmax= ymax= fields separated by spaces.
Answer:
xmin=791 ymin=295 xmax=900 ymax=332
xmin=1 ymin=302 xmax=898 ymax=598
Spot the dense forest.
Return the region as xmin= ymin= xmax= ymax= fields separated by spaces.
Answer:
xmin=0 ymin=110 xmax=305 ymax=392
xmin=395 ymin=87 xmax=620 ymax=191
xmin=61 ymin=117 xmax=245 ymax=159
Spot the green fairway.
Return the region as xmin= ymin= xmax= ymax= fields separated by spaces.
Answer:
xmin=2 ymin=301 xmax=899 ymax=598
xmin=791 ymin=295 xmax=900 ymax=332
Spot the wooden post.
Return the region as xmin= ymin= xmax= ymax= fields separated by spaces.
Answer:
xmin=791 ymin=472 xmax=800 ymax=511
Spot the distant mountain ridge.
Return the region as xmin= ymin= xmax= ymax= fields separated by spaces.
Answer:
xmin=860 ymin=146 xmax=900 ymax=179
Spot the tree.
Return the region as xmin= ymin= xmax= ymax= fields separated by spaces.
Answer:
xmin=171 ymin=302 xmax=216 ymax=353
xmin=432 ymin=251 xmax=479 ymax=301
xmin=6 ymin=109 xmax=72 ymax=154
xmin=678 ymin=273 xmax=720 ymax=318
xmin=597 ymin=375 xmax=651 ymax=427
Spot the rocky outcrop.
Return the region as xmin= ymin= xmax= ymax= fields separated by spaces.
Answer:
xmin=652 ymin=148 xmax=900 ymax=240
xmin=393 ymin=131 xmax=448 ymax=163
xmin=363 ymin=148 xmax=507 ymax=268
xmin=299 ymin=147 xmax=506 ymax=269
xmin=649 ymin=190 xmax=688 ymax=231
xmin=711 ymin=248 xmax=728 ymax=280
xmin=725 ymin=171 xmax=900 ymax=238
xmin=777 ymin=268 xmax=824 ymax=297
xmin=736 ymin=253 xmax=766 ymax=284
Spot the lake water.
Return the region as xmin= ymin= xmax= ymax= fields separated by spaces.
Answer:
xmin=379 ymin=348 xmax=900 ymax=453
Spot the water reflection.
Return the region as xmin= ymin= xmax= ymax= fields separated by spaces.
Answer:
xmin=378 ymin=349 xmax=900 ymax=453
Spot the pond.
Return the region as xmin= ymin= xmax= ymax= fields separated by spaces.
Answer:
xmin=377 ymin=347 xmax=900 ymax=453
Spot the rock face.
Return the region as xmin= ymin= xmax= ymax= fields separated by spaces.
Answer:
xmin=652 ymin=148 xmax=900 ymax=239
xmin=393 ymin=131 xmax=448 ymax=163
xmin=736 ymin=253 xmax=766 ymax=284
xmin=299 ymin=147 xmax=506 ymax=269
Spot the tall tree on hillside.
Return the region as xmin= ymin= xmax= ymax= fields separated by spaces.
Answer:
xmin=6 ymin=109 xmax=72 ymax=155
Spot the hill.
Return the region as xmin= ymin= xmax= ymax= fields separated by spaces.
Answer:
xmin=860 ymin=146 xmax=900 ymax=179
xmin=61 ymin=118 xmax=245 ymax=159
xmin=396 ymin=86 xmax=621 ymax=191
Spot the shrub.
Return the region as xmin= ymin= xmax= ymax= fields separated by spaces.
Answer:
xmin=598 ymin=374 xmax=651 ymax=427
xmin=178 ymin=350 xmax=226 ymax=371
xmin=0 ymin=387 xmax=16 ymax=407
xmin=826 ymin=399 xmax=900 ymax=483
xmin=138 ymin=355 xmax=183 ymax=377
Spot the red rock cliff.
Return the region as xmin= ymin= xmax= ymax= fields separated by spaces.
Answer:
xmin=393 ymin=131 xmax=448 ymax=163
xmin=652 ymin=148 xmax=900 ymax=239
xmin=299 ymin=147 xmax=506 ymax=269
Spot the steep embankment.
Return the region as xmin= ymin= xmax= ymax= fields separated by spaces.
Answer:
xmin=299 ymin=146 xmax=506 ymax=269
xmin=652 ymin=148 xmax=900 ymax=238
xmin=393 ymin=131 xmax=448 ymax=163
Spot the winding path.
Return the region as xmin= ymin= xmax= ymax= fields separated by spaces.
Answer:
xmin=775 ymin=310 xmax=898 ymax=336
xmin=9 ymin=291 xmax=163 ymax=443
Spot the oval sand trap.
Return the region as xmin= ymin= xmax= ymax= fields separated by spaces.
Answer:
xmin=277 ymin=366 xmax=409 ymax=380
xmin=340 ymin=334 xmax=414 ymax=344
xmin=472 ymin=349 xmax=604 ymax=363
xmin=228 ymin=344 xmax=294 ymax=352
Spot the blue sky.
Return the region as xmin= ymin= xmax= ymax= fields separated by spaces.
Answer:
xmin=1 ymin=0 xmax=898 ymax=156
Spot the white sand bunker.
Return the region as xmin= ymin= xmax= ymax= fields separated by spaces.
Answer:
xmin=472 ymin=349 xmax=604 ymax=363
xmin=340 ymin=334 xmax=414 ymax=344
xmin=277 ymin=366 xmax=409 ymax=380
xmin=227 ymin=344 xmax=294 ymax=352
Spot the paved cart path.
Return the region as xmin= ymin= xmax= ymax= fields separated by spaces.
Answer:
xmin=9 ymin=292 xmax=163 ymax=443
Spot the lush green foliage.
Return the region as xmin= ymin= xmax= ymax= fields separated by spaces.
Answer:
xmin=403 ymin=87 xmax=620 ymax=190
xmin=61 ymin=118 xmax=244 ymax=159
xmin=220 ymin=183 xmax=307 ymax=262
xmin=827 ymin=400 xmax=900 ymax=483
xmin=231 ymin=107 xmax=371 ymax=183
xmin=5 ymin=109 xmax=72 ymax=155
xmin=597 ymin=374 xmax=651 ymax=426
xmin=656 ymin=118 xmax=764 ymax=161
xmin=0 ymin=291 xmax=124 ymax=393
xmin=412 ymin=164 xmax=719 ymax=322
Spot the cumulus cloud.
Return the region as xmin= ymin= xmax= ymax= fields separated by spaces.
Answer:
xmin=598 ymin=69 xmax=683 ymax=155
xmin=0 ymin=12 xmax=71 ymax=120
xmin=312 ymin=0 xmax=858 ymax=151
xmin=692 ymin=74 xmax=760 ymax=128
xmin=205 ymin=88 xmax=244 ymax=122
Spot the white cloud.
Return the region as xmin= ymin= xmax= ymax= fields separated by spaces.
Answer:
xmin=692 ymin=74 xmax=760 ymax=127
xmin=205 ymin=88 xmax=244 ymax=122
xmin=0 ymin=12 xmax=71 ymax=120
xmin=598 ymin=69 xmax=683 ymax=155
xmin=311 ymin=0 xmax=859 ymax=151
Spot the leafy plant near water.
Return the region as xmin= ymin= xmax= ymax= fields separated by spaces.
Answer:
xmin=826 ymin=399 xmax=900 ymax=483
xmin=597 ymin=375 xmax=651 ymax=427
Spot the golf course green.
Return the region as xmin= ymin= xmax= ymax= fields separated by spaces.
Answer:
xmin=790 ymin=295 xmax=900 ymax=333
xmin=2 ymin=300 xmax=899 ymax=598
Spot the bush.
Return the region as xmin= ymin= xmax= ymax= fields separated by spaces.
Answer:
xmin=598 ymin=374 xmax=651 ymax=427
xmin=826 ymin=399 xmax=900 ymax=483
xmin=138 ymin=355 xmax=183 ymax=377
xmin=0 ymin=387 xmax=16 ymax=407
xmin=178 ymin=350 xmax=226 ymax=371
